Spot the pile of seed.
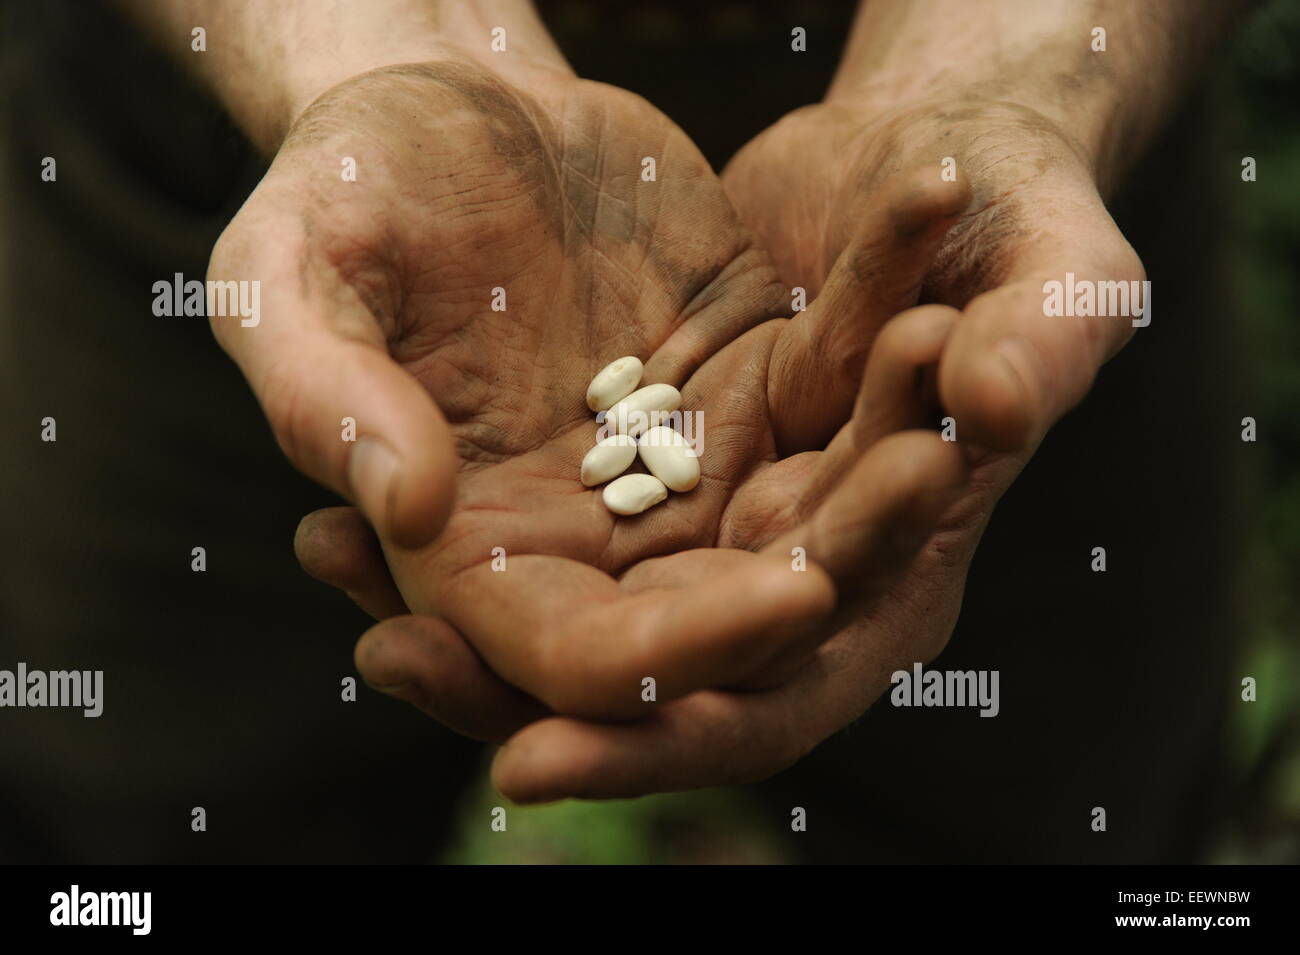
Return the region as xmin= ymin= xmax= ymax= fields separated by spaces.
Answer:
xmin=580 ymin=356 xmax=700 ymax=515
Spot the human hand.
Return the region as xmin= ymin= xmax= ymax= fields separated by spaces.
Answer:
xmin=532 ymin=81 xmax=1145 ymax=800
xmin=510 ymin=0 xmax=1249 ymax=800
xmin=480 ymin=80 xmax=1154 ymax=799
xmin=470 ymin=92 xmax=1145 ymax=799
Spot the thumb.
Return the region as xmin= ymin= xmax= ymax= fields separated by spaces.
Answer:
xmin=259 ymin=337 xmax=457 ymax=548
xmin=767 ymin=167 xmax=970 ymax=453
xmin=937 ymin=203 xmax=1144 ymax=451
xmin=209 ymin=215 xmax=457 ymax=548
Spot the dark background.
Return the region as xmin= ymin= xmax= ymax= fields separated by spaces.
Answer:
xmin=0 ymin=0 xmax=1296 ymax=863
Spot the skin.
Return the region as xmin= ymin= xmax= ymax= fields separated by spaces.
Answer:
xmin=111 ymin=0 xmax=972 ymax=720
xmin=127 ymin=0 xmax=1255 ymax=801
xmin=205 ymin=44 xmax=973 ymax=720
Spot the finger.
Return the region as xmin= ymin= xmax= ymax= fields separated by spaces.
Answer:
xmin=850 ymin=304 xmax=956 ymax=447
xmin=294 ymin=507 xmax=408 ymax=620
xmin=640 ymin=242 xmax=793 ymax=391
xmin=617 ymin=547 xmax=835 ymax=692
xmin=441 ymin=551 xmax=836 ymax=719
xmin=742 ymin=431 xmax=965 ymax=689
xmin=354 ymin=615 xmax=547 ymax=742
xmin=493 ymin=514 xmax=982 ymax=804
xmin=209 ymin=211 xmax=458 ymax=548
xmin=494 ymin=516 xmax=977 ymax=804
xmin=491 ymin=686 xmax=812 ymax=803
xmin=808 ymin=303 xmax=960 ymax=506
xmin=939 ymin=234 xmax=1144 ymax=450
xmin=766 ymin=431 xmax=967 ymax=592
xmin=767 ymin=168 xmax=971 ymax=452
xmin=492 ymin=435 xmax=981 ymax=802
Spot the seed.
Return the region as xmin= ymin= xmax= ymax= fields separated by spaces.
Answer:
xmin=637 ymin=426 xmax=700 ymax=492
xmin=580 ymin=434 xmax=638 ymax=487
xmin=602 ymin=473 xmax=668 ymax=515
xmin=606 ymin=383 xmax=681 ymax=437
xmin=586 ymin=356 xmax=644 ymax=412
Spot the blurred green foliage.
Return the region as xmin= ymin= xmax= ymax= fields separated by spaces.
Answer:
xmin=441 ymin=776 xmax=786 ymax=864
xmin=1212 ymin=0 xmax=1300 ymax=863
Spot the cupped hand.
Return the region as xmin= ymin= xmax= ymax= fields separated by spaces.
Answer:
xmin=476 ymin=96 xmax=1149 ymax=800
xmin=216 ymin=58 xmax=972 ymax=725
xmin=461 ymin=96 xmax=1154 ymax=799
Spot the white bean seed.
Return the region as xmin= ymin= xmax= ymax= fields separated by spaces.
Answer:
xmin=637 ymin=426 xmax=700 ymax=492
xmin=602 ymin=473 xmax=668 ymax=515
xmin=586 ymin=356 xmax=644 ymax=412
xmin=580 ymin=434 xmax=638 ymax=487
xmin=606 ymin=383 xmax=681 ymax=437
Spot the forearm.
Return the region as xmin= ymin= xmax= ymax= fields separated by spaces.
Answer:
xmin=827 ymin=0 xmax=1255 ymax=191
xmin=115 ymin=0 xmax=570 ymax=152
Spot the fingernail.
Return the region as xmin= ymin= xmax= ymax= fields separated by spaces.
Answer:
xmin=348 ymin=437 xmax=400 ymax=537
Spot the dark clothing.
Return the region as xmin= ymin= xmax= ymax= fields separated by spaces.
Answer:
xmin=0 ymin=0 xmax=1239 ymax=862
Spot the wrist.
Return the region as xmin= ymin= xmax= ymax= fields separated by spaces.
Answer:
xmin=823 ymin=0 xmax=1253 ymax=198
xmin=824 ymin=69 xmax=1115 ymax=190
xmin=119 ymin=0 xmax=572 ymax=154
xmin=278 ymin=13 xmax=574 ymax=150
